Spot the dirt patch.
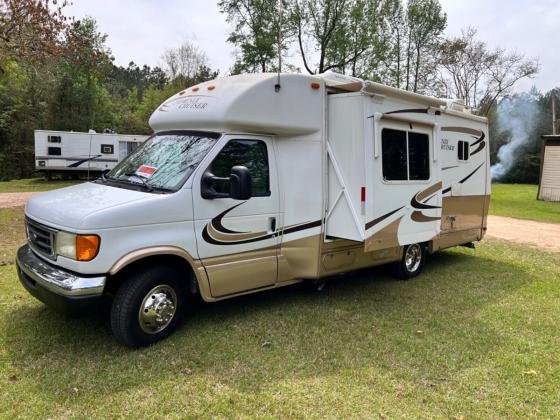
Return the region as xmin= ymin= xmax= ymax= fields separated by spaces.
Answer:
xmin=0 ymin=192 xmax=37 ymax=209
xmin=486 ymin=215 xmax=560 ymax=253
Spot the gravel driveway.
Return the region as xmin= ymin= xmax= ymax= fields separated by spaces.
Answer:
xmin=0 ymin=192 xmax=38 ymax=209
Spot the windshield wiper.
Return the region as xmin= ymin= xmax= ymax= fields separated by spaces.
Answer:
xmin=124 ymin=172 xmax=154 ymax=192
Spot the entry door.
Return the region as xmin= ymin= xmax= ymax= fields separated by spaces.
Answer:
xmin=192 ymin=135 xmax=280 ymax=297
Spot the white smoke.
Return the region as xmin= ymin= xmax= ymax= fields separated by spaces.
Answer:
xmin=491 ymin=95 xmax=539 ymax=180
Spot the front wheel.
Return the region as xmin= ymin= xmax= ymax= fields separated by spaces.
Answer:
xmin=110 ymin=266 xmax=187 ymax=347
xmin=393 ymin=243 xmax=425 ymax=280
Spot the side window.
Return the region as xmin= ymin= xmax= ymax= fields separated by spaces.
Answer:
xmin=48 ymin=147 xmax=61 ymax=156
xmin=408 ymin=132 xmax=430 ymax=180
xmin=382 ymin=129 xmax=407 ymax=181
xmin=208 ymin=139 xmax=270 ymax=197
xmin=48 ymin=135 xmax=61 ymax=143
xmin=457 ymin=140 xmax=469 ymax=161
xmin=382 ymin=128 xmax=430 ymax=181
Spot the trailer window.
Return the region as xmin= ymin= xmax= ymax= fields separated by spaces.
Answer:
xmin=458 ymin=140 xmax=469 ymax=161
xmin=48 ymin=135 xmax=61 ymax=143
xmin=382 ymin=129 xmax=407 ymax=180
xmin=208 ymin=139 xmax=270 ymax=197
xmin=382 ymin=128 xmax=430 ymax=181
xmin=48 ymin=147 xmax=61 ymax=156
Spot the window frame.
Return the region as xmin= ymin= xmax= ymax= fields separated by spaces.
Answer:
xmin=380 ymin=124 xmax=432 ymax=184
xmin=101 ymin=144 xmax=114 ymax=154
xmin=203 ymin=138 xmax=271 ymax=198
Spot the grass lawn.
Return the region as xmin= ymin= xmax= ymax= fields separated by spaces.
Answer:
xmin=0 ymin=207 xmax=25 ymax=266
xmin=1 ymin=231 xmax=560 ymax=417
xmin=490 ymin=183 xmax=560 ymax=224
xmin=0 ymin=178 xmax=82 ymax=193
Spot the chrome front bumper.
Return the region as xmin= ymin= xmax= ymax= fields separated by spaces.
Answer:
xmin=16 ymin=244 xmax=106 ymax=297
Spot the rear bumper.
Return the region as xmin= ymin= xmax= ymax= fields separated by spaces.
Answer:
xmin=16 ymin=244 xmax=106 ymax=314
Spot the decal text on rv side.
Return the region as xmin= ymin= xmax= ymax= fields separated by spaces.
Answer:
xmin=441 ymin=138 xmax=455 ymax=151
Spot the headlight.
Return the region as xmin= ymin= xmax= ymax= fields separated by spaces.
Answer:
xmin=56 ymin=231 xmax=76 ymax=259
xmin=56 ymin=232 xmax=100 ymax=262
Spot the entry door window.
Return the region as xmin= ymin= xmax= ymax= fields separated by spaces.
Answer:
xmin=382 ymin=128 xmax=430 ymax=181
xmin=208 ymin=139 xmax=270 ymax=197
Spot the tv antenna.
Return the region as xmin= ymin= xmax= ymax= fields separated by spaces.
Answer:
xmin=274 ymin=0 xmax=282 ymax=92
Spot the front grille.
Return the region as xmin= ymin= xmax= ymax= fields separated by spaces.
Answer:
xmin=25 ymin=217 xmax=56 ymax=259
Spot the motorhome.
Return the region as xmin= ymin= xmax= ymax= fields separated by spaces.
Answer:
xmin=34 ymin=130 xmax=148 ymax=177
xmin=17 ymin=72 xmax=490 ymax=347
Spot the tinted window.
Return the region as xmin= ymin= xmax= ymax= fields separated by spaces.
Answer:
xmin=382 ymin=129 xmax=407 ymax=181
xmin=48 ymin=147 xmax=61 ymax=156
xmin=382 ymin=128 xmax=430 ymax=181
xmin=408 ymin=132 xmax=430 ymax=180
xmin=458 ymin=140 xmax=469 ymax=161
xmin=209 ymin=140 xmax=270 ymax=197
xmin=48 ymin=135 xmax=61 ymax=143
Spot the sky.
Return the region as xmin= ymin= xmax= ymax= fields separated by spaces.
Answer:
xmin=67 ymin=0 xmax=558 ymax=93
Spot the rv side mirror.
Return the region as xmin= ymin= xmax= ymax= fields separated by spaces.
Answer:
xmin=201 ymin=171 xmax=229 ymax=199
xmin=229 ymin=166 xmax=252 ymax=200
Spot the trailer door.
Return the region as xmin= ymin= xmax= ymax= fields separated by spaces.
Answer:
xmin=365 ymin=120 xmax=441 ymax=252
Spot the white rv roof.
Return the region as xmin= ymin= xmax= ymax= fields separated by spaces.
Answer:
xmin=148 ymin=72 xmax=486 ymax=134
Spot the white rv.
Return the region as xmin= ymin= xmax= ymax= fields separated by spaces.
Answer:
xmin=17 ymin=73 xmax=490 ymax=347
xmin=34 ymin=130 xmax=148 ymax=177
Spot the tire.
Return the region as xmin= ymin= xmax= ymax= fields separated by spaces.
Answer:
xmin=110 ymin=266 xmax=188 ymax=348
xmin=393 ymin=243 xmax=425 ymax=280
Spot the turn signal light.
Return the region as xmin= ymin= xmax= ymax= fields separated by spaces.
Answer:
xmin=311 ymin=82 xmax=321 ymax=90
xmin=76 ymin=235 xmax=100 ymax=262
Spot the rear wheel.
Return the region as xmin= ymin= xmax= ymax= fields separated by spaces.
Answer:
xmin=393 ymin=243 xmax=425 ymax=280
xmin=110 ymin=266 xmax=187 ymax=348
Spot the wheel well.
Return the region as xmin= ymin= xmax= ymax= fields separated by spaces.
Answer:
xmin=105 ymin=254 xmax=199 ymax=297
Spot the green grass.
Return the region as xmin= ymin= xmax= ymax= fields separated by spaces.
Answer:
xmin=0 ymin=207 xmax=25 ymax=266
xmin=1 ymin=237 xmax=559 ymax=417
xmin=0 ymin=178 xmax=81 ymax=193
xmin=490 ymin=183 xmax=560 ymax=223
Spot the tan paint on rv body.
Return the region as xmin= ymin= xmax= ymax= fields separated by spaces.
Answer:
xmin=440 ymin=195 xmax=489 ymax=232
xmin=364 ymin=217 xmax=403 ymax=253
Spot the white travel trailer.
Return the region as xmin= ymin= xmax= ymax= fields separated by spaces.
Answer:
xmin=17 ymin=72 xmax=490 ymax=347
xmin=34 ymin=130 xmax=148 ymax=177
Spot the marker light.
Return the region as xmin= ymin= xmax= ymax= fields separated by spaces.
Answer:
xmin=311 ymin=82 xmax=321 ymax=90
xmin=207 ymin=85 xmax=215 ymax=91
xmin=76 ymin=235 xmax=100 ymax=261
xmin=192 ymin=86 xmax=199 ymax=92
xmin=179 ymin=90 xmax=186 ymax=95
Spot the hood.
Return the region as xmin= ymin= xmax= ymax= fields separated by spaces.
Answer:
xmin=26 ymin=182 xmax=150 ymax=229
xmin=25 ymin=182 xmax=194 ymax=230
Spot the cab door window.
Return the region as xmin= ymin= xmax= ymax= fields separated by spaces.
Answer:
xmin=208 ymin=139 xmax=270 ymax=197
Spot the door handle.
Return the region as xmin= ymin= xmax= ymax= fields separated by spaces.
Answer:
xmin=269 ymin=217 xmax=276 ymax=233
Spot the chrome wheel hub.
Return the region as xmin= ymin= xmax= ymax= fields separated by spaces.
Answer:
xmin=138 ymin=285 xmax=177 ymax=334
xmin=405 ymin=244 xmax=422 ymax=272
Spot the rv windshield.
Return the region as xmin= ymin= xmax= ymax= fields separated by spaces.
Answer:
xmin=106 ymin=131 xmax=220 ymax=191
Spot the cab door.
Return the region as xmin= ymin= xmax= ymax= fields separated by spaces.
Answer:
xmin=192 ymin=135 xmax=280 ymax=297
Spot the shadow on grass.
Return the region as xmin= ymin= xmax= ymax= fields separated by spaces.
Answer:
xmin=2 ymin=245 xmax=534 ymax=404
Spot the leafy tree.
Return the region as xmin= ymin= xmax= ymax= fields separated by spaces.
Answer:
xmin=162 ymin=40 xmax=219 ymax=86
xmin=0 ymin=0 xmax=69 ymax=73
xmin=438 ymin=28 xmax=539 ymax=115
xmin=220 ymin=0 xmax=291 ymax=73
